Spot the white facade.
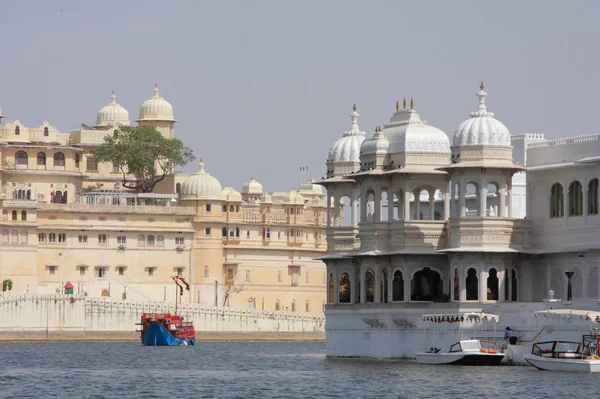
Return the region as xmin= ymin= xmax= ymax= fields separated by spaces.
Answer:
xmin=319 ymin=85 xmax=600 ymax=358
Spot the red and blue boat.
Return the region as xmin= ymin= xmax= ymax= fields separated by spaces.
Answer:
xmin=138 ymin=276 xmax=197 ymax=346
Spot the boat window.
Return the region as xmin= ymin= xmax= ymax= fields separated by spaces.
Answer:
xmin=449 ymin=342 xmax=461 ymax=353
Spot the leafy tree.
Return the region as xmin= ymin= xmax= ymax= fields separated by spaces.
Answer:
xmin=2 ymin=279 xmax=13 ymax=291
xmin=93 ymin=126 xmax=195 ymax=193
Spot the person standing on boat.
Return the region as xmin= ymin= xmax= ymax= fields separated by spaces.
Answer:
xmin=505 ymin=327 xmax=517 ymax=345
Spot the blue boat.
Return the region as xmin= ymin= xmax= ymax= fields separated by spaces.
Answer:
xmin=139 ymin=312 xmax=196 ymax=346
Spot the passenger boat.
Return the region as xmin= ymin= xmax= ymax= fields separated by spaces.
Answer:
xmin=415 ymin=312 xmax=505 ymax=366
xmin=523 ymin=309 xmax=600 ymax=372
xmin=137 ymin=276 xmax=196 ymax=346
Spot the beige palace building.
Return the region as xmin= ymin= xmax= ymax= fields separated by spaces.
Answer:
xmin=0 ymin=86 xmax=327 ymax=313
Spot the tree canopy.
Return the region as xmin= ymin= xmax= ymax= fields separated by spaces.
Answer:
xmin=93 ymin=125 xmax=195 ymax=193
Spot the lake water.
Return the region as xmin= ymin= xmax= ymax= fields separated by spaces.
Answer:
xmin=0 ymin=341 xmax=597 ymax=399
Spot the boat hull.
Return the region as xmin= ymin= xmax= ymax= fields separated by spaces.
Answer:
xmin=141 ymin=321 xmax=196 ymax=346
xmin=523 ymin=354 xmax=600 ymax=372
xmin=415 ymin=352 xmax=505 ymax=366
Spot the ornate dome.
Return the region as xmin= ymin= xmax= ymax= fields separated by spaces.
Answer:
xmin=137 ymin=85 xmax=175 ymax=122
xmin=452 ymin=84 xmax=510 ymax=146
xmin=328 ymin=105 xmax=366 ymax=162
xmin=242 ymin=177 xmax=263 ymax=195
xmin=383 ymin=99 xmax=450 ymax=154
xmin=95 ymin=91 xmax=130 ymax=127
xmin=180 ymin=159 xmax=222 ymax=200
xmin=361 ymin=125 xmax=390 ymax=156
xmin=221 ymin=186 xmax=242 ymax=201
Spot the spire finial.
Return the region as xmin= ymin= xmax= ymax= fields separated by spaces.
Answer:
xmin=153 ymin=84 xmax=159 ymax=98
xmin=476 ymin=83 xmax=488 ymax=113
xmin=403 ymin=98 xmax=406 ymax=109
xmin=110 ymin=90 xmax=116 ymax=105
xmin=395 ymin=100 xmax=399 ymax=112
xmin=480 ymin=82 xmax=485 ymax=91
xmin=410 ymin=98 xmax=414 ymax=109
xmin=349 ymin=104 xmax=360 ymax=133
xmin=198 ymin=158 xmax=205 ymax=172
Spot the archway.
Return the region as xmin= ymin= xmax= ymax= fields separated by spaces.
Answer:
xmin=466 ymin=268 xmax=478 ymax=300
xmin=339 ymin=273 xmax=351 ymax=303
xmin=365 ymin=269 xmax=374 ymax=303
xmin=487 ymin=268 xmax=499 ymax=300
xmin=392 ymin=270 xmax=404 ymax=301
xmin=411 ymin=267 xmax=442 ymax=301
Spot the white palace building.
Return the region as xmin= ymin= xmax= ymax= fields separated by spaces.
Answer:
xmin=318 ymin=84 xmax=600 ymax=358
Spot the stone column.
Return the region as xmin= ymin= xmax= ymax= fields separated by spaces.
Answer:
xmin=459 ymin=179 xmax=466 ymax=217
xmin=326 ymin=194 xmax=332 ymax=227
xmin=507 ymin=180 xmax=513 ymax=218
xmin=444 ymin=183 xmax=451 ymax=220
xmin=499 ymin=177 xmax=506 ymax=217
xmin=480 ymin=178 xmax=488 ymax=217
xmin=388 ymin=189 xmax=395 ymax=222
xmin=351 ymin=192 xmax=358 ymax=227
xmin=373 ymin=263 xmax=380 ymax=304
xmin=373 ymin=186 xmax=381 ymax=222
xmin=360 ymin=186 xmax=367 ymax=223
xmin=429 ymin=189 xmax=436 ymax=220
xmin=480 ymin=268 xmax=487 ymax=302
xmin=333 ymin=196 xmax=340 ymax=226
xmin=414 ymin=189 xmax=421 ymax=220
xmin=403 ymin=186 xmax=411 ymax=221
xmin=583 ymin=177 xmax=589 ymax=223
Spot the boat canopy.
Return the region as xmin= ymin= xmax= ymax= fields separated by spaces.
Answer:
xmin=532 ymin=309 xmax=600 ymax=323
xmin=421 ymin=312 xmax=500 ymax=324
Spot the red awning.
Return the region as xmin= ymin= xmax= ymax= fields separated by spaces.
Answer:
xmin=64 ymin=281 xmax=74 ymax=289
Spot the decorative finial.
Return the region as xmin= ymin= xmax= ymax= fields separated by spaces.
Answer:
xmin=110 ymin=90 xmax=116 ymax=105
xmin=410 ymin=98 xmax=414 ymax=109
xmin=349 ymin=104 xmax=360 ymax=133
xmin=480 ymin=82 xmax=485 ymax=91
xmin=353 ymin=104 xmax=357 ymax=112
xmin=153 ymin=84 xmax=159 ymax=97
xmin=403 ymin=98 xmax=406 ymax=110
xmin=395 ymin=100 xmax=399 ymax=112
xmin=198 ymin=158 xmax=205 ymax=172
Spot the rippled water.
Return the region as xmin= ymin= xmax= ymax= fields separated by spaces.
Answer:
xmin=0 ymin=341 xmax=597 ymax=398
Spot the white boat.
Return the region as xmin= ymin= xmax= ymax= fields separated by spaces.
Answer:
xmin=523 ymin=309 xmax=600 ymax=372
xmin=415 ymin=312 xmax=505 ymax=366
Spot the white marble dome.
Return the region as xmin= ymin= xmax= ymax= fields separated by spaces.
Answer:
xmin=361 ymin=126 xmax=390 ymax=156
xmin=382 ymin=102 xmax=450 ymax=154
xmin=137 ymin=85 xmax=175 ymax=122
xmin=453 ymin=84 xmax=510 ymax=146
xmin=242 ymin=177 xmax=263 ymax=195
xmin=221 ymin=186 xmax=242 ymax=201
xmin=180 ymin=159 xmax=222 ymax=200
xmin=328 ymin=105 xmax=366 ymax=162
xmin=96 ymin=91 xmax=130 ymax=127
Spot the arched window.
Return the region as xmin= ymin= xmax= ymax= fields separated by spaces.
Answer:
xmin=2 ymin=210 xmax=7 ymax=220
xmin=48 ymin=233 xmax=57 ymax=242
xmin=411 ymin=267 xmax=442 ymax=301
xmin=14 ymin=126 xmax=20 ymax=135
xmin=568 ymin=181 xmax=583 ymax=216
xmin=58 ymin=233 xmax=66 ymax=242
xmin=222 ymin=227 xmax=227 ymax=237
xmin=380 ymin=269 xmax=388 ymax=303
xmin=275 ymin=299 xmax=281 ymax=311
xmin=38 ymin=233 xmax=46 ymax=242
xmin=203 ymin=265 xmax=209 ymax=277
xmin=74 ymin=154 xmax=80 ymax=168
xmin=328 ymin=273 xmax=335 ymax=303
xmin=305 ymin=300 xmax=310 ymax=312
xmin=21 ymin=211 xmax=26 ymax=221
xmin=245 ymin=270 xmax=250 ymax=281
xmin=339 ymin=272 xmax=350 ymax=303
xmin=277 ymin=271 xmax=282 ymax=282
xmin=53 ymin=152 xmax=65 ymax=167
xmin=2 ymin=229 xmax=8 ymax=243
xmin=291 ymin=300 xmax=296 ymax=312
xmin=156 ymin=235 xmax=164 ymax=246
xmin=11 ymin=210 xmax=17 ymax=221
xmin=550 ymin=183 xmax=564 ymax=218
xmin=44 ymin=127 xmax=49 ymax=136
xmin=305 ymin=271 xmax=309 ymax=283
xmin=147 ymin=235 xmax=155 ymax=246
xmin=176 ymin=183 xmax=181 ymax=194
xmin=15 ymin=151 xmax=28 ymax=166
xmin=53 ymin=191 xmax=63 ymax=204
xmin=392 ymin=270 xmax=404 ymax=301
xmin=365 ymin=269 xmax=375 ymax=303
xmin=37 ymin=152 xmax=46 ymax=166
xmin=247 ymin=297 xmax=255 ymax=309
xmin=11 ymin=230 xmax=18 ymax=244
xmin=487 ymin=268 xmax=499 ymax=300
xmin=588 ymin=179 xmax=599 ymax=215
xmin=20 ymin=230 xmax=27 ymax=244
xmin=454 ymin=268 xmax=460 ymax=301
xmin=466 ymin=268 xmax=478 ymax=301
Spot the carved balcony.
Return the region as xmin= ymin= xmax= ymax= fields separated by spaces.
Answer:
xmin=326 ymin=226 xmax=360 ymax=253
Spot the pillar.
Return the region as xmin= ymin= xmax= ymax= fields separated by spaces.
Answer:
xmin=351 ymin=192 xmax=358 ymax=227
xmin=479 ymin=178 xmax=488 ymax=217
xmin=333 ymin=196 xmax=340 ymax=226
xmin=388 ymin=189 xmax=395 ymax=222
xmin=459 ymin=179 xmax=466 ymax=217
xmin=326 ymin=194 xmax=332 ymax=227
xmin=429 ymin=189 xmax=436 ymax=220
xmin=403 ymin=186 xmax=411 ymax=221
xmin=360 ymin=187 xmax=367 ymax=223
xmin=414 ymin=189 xmax=421 ymax=220
xmin=507 ymin=180 xmax=513 ymax=218
xmin=373 ymin=186 xmax=381 ymax=222
xmin=499 ymin=177 xmax=506 ymax=217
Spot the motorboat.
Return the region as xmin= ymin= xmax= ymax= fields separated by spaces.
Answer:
xmin=523 ymin=309 xmax=600 ymax=372
xmin=415 ymin=312 xmax=505 ymax=366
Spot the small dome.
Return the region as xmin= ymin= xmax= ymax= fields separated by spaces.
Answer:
xmin=242 ymin=177 xmax=263 ymax=195
xmin=180 ymin=159 xmax=222 ymax=200
xmin=95 ymin=91 xmax=130 ymax=127
xmin=221 ymin=186 xmax=242 ymax=202
xmin=383 ymin=101 xmax=450 ymax=154
xmin=361 ymin=126 xmax=390 ymax=156
xmin=137 ymin=85 xmax=175 ymax=122
xmin=328 ymin=105 xmax=366 ymax=162
xmin=453 ymin=84 xmax=510 ymax=146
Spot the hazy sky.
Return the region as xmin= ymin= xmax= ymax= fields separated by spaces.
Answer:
xmin=1 ymin=1 xmax=599 ymax=192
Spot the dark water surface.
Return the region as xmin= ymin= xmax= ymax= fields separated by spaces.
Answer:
xmin=0 ymin=341 xmax=597 ymax=399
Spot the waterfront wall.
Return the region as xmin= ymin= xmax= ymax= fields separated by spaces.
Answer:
xmin=0 ymin=294 xmax=326 ymax=335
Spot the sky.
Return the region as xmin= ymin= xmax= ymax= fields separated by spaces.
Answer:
xmin=1 ymin=0 xmax=599 ymax=192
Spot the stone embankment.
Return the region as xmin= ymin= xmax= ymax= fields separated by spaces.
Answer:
xmin=0 ymin=294 xmax=325 ymax=342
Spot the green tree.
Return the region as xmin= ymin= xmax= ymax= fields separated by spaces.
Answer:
xmin=93 ymin=126 xmax=195 ymax=193
xmin=2 ymin=279 xmax=13 ymax=292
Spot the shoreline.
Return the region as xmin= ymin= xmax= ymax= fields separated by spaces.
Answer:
xmin=0 ymin=331 xmax=325 ymax=342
